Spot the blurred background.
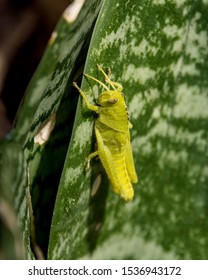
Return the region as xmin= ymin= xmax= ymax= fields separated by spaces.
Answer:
xmin=0 ymin=0 xmax=72 ymax=138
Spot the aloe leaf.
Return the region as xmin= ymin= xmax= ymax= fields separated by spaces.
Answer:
xmin=48 ymin=0 xmax=208 ymax=259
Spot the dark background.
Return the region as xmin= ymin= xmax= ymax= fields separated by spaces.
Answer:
xmin=0 ymin=0 xmax=72 ymax=138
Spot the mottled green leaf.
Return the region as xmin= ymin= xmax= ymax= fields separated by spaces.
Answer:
xmin=0 ymin=0 xmax=103 ymax=259
xmin=0 ymin=141 xmax=33 ymax=259
xmin=48 ymin=0 xmax=208 ymax=259
xmin=1 ymin=0 xmax=207 ymax=260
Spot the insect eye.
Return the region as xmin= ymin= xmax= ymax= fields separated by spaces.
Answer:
xmin=107 ymin=98 xmax=118 ymax=104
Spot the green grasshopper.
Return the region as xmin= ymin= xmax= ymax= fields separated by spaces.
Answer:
xmin=73 ymin=64 xmax=138 ymax=201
